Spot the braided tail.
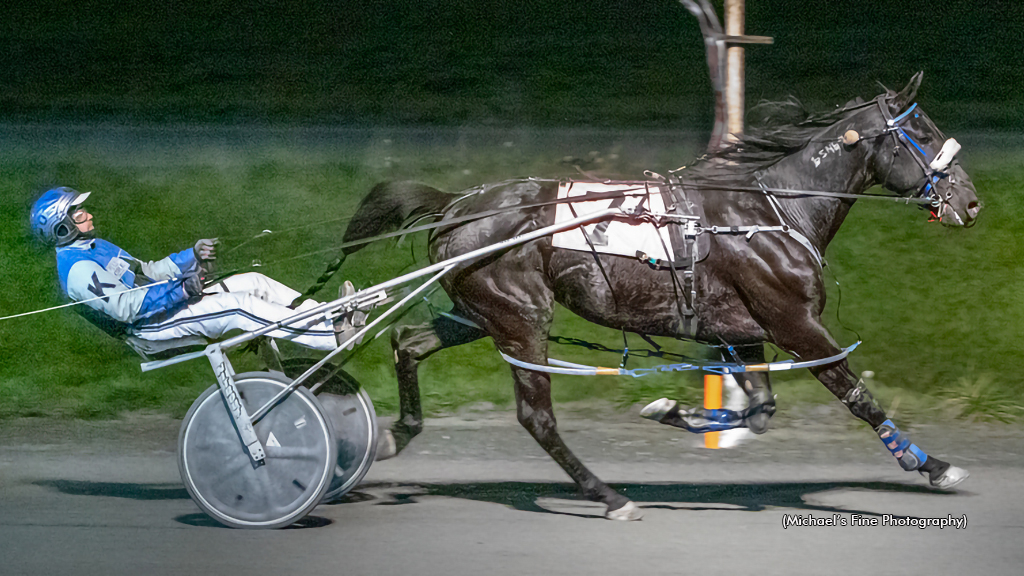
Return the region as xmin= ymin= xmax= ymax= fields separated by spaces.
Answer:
xmin=341 ymin=181 xmax=453 ymax=254
xmin=289 ymin=181 xmax=453 ymax=307
xmin=288 ymin=253 xmax=348 ymax=308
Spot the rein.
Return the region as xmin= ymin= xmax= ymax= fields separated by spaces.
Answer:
xmin=283 ymin=156 xmax=940 ymax=294
xmin=8 ymin=97 xmax=959 ymax=322
xmin=236 ymin=99 xmax=959 ymax=285
xmin=686 ymin=182 xmax=933 ymax=204
xmin=0 ymin=278 xmax=176 ymax=323
xmin=281 ymin=154 xmax=940 ymax=301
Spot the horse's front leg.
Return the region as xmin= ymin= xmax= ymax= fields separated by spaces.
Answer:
xmin=809 ymin=356 xmax=968 ymax=488
xmin=382 ymin=314 xmax=485 ymax=459
xmin=772 ymin=314 xmax=969 ymax=489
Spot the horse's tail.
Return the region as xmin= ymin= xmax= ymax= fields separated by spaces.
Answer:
xmin=342 ymin=181 xmax=453 ymax=254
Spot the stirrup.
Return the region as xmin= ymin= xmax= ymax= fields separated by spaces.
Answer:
xmin=342 ymin=280 xmax=368 ymax=328
xmin=334 ymin=281 xmax=366 ymax=350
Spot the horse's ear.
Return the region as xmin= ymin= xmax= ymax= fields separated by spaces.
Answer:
xmin=893 ymin=72 xmax=924 ymax=110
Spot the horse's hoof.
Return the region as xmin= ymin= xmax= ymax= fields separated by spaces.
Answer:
xmin=745 ymin=416 xmax=769 ymax=435
xmin=745 ymin=389 xmax=774 ymax=435
xmin=606 ymin=501 xmax=643 ymax=521
xmin=924 ymin=465 xmax=970 ymax=490
xmin=640 ymin=398 xmax=676 ymax=421
xmin=375 ymin=429 xmax=397 ymax=461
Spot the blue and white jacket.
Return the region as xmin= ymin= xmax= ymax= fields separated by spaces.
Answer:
xmin=56 ymin=238 xmax=199 ymax=332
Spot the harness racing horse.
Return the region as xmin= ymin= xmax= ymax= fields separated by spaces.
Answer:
xmin=343 ymin=73 xmax=980 ymax=520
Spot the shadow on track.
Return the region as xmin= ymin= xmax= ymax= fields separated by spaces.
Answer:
xmin=32 ymin=478 xmax=966 ymax=523
xmin=32 ymin=480 xmax=333 ymax=529
xmin=34 ymin=479 xmax=190 ymax=500
xmin=174 ymin=513 xmax=332 ymax=529
xmin=345 ymin=480 xmax=964 ymax=519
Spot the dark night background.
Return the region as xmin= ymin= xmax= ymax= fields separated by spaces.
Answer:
xmin=2 ymin=0 xmax=1023 ymax=423
xmin=1 ymin=0 xmax=1021 ymax=129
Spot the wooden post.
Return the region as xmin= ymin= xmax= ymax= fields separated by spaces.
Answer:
xmin=704 ymin=374 xmax=723 ymax=449
xmin=726 ymin=0 xmax=745 ymax=140
xmin=680 ymin=1 xmax=771 ymax=153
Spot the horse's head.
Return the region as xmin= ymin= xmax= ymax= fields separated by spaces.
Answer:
xmin=847 ymin=72 xmax=980 ymax=227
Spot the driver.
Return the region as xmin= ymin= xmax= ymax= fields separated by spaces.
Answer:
xmin=30 ymin=187 xmax=363 ymax=353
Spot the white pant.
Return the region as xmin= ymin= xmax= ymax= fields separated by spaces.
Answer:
xmin=131 ymin=273 xmax=337 ymax=351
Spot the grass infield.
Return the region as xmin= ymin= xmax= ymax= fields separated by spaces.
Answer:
xmin=1 ymin=126 xmax=1021 ymax=422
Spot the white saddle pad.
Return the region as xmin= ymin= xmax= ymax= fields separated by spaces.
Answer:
xmin=552 ymin=181 xmax=674 ymax=260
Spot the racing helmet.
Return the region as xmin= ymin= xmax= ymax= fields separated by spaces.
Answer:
xmin=30 ymin=187 xmax=91 ymax=246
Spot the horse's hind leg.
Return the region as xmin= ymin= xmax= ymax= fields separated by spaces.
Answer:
xmin=486 ymin=314 xmax=641 ymax=519
xmin=730 ymin=345 xmax=775 ymax=434
xmin=642 ymin=345 xmax=775 ymax=434
xmin=380 ymin=313 xmax=485 ymax=459
xmin=445 ymin=247 xmax=640 ymax=518
xmin=502 ymin=344 xmax=642 ymax=520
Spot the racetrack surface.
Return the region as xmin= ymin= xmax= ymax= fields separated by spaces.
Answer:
xmin=2 ymin=403 xmax=1022 ymax=576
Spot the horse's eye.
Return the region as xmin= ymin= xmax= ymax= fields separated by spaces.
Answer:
xmin=915 ymin=132 xmax=934 ymax=145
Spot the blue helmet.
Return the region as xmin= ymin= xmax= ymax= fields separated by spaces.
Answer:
xmin=30 ymin=187 xmax=91 ymax=246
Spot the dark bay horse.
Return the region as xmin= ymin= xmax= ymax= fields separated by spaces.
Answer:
xmin=343 ymin=73 xmax=980 ymax=520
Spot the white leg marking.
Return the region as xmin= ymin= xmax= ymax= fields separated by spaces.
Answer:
xmin=606 ymin=501 xmax=643 ymax=521
xmin=927 ymin=465 xmax=970 ymax=490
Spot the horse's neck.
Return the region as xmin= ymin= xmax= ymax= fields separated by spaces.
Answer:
xmin=760 ymin=134 xmax=873 ymax=252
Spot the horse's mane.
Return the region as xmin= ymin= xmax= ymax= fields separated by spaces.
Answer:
xmin=686 ymin=95 xmax=866 ymax=183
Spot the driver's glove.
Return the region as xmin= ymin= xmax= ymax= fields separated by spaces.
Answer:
xmin=194 ymin=238 xmax=218 ymax=262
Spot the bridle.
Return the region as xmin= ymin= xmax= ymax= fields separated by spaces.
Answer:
xmin=810 ymin=94 xmax=965 ymax=223
xmin=872 ymin=95 xmax=965 ymax=224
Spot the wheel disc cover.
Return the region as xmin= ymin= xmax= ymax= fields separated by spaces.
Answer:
xmin=180 ymin=376 xmax=333 ymax=527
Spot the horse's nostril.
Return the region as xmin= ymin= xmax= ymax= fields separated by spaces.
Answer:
xmin=967 ymin=201 xmax=980 ymax=219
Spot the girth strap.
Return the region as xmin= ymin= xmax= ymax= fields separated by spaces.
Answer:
xmin=662 ymin=176 xmax=703 ymax=338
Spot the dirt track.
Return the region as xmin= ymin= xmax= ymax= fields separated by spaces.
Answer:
xmin=2 ymin=402 xmax=1022 ymax=576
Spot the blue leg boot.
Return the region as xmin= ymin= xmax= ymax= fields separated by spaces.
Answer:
xmin=876 ymin=419 xmax=969 ymax=489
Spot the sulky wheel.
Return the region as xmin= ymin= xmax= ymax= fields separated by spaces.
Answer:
xmin=280 ymin=359 xmax=378 ymax=502
xmin=178 ymin=372 xmax=336 ymax=529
